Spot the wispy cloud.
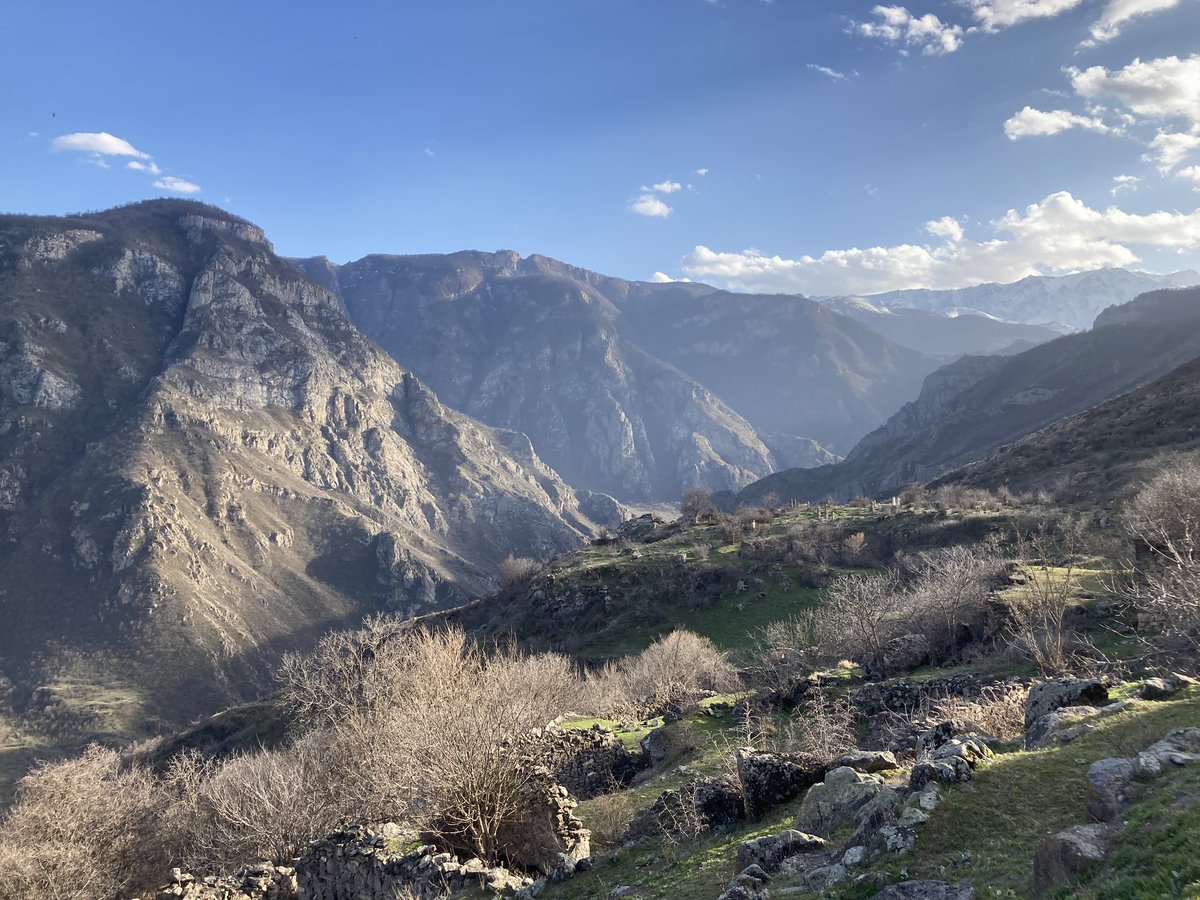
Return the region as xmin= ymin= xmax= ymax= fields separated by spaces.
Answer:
xmin=127 ymin=160 xmax=162 ymax=175
xmin=807 ymin=63 xmax=855 ymax=79
xmin=153 ymin=176 xmax=202 ymax=195
xmin=1084 ymin=0 xmax=1188 ymax=46
xmin=51 ymin=131 xmax=150 ymax=158
xmin=647 ymin=180 xmax=682 ymax=194
xmin=1111 ymin=173 xmax=1142 ymax=195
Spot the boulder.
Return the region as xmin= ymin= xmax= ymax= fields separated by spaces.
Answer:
xmin=881 ymin=633 xmax=932 ymax=675
xmin=626 ymin=775 xmax=744 ymax=840
xmin=734 ymin=830 xmax=826 ymax=875
xmin=736 ymin=748 xmax=824 ymax=820
xmin=874 ymin=881 xmax=975 ymax=899
xmin=1137 ymin=677 xmax=1178 ymax=701
xmin=1024 ymin=706 xmax=1099 ymax=750
xmin=1086 ymin=757 xmax=1136 ymax=823
xmin=1033 ymin=824 xmax=1109 ymax=894
xmin=829 ymin=749 xmax=900 ymax=774
xmin=911 ymin=736 xmax=992 ymax=791
xmin=1135 ymin=727 xmax=1200 ymax=777
xmin=795 ymin=767 xmax=896 ymax=837
xmin=1025 ymin=679 xmax=1108 ymax=729
xmin=640 ymin=725 xmax=673 ymax=765
xmin=917 ymin=719 xmax=986 ymax=757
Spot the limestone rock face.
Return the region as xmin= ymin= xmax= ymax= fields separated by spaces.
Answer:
xmin=0 ymin=201 xmax=593 ymax=733
xmin=299 ymin=252 xmax=780 ymax=501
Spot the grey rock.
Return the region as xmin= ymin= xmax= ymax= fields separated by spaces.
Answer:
xmin=736 ymin=748 xmax=825 ymax=820
xmin=735 ymin=830 xmax=826 ymax=875
xmin=1034 ymin=824 xmax=1109 ymax=894
xmin=829 ymin=749 xmax=900 ymax=774
xmin=1087 ymin=757 xmax=1137 ymax=823
xmin=1025 ymin=679 xmax=1109 ymax=729
xmin=881 ymin=633 xmax=932 ymax=675
xmin=1138 ymin=677 xmax=1178 ymax=701
xmin=1025 ymin=706 xmax=1099 ymax=750
xmin=874 ymin=881 xmax=975 ymax=899
xmin=796 ymin=767 xmax=896 ymax=837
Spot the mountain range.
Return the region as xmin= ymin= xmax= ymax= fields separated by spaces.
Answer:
xmin=820 ymin=267 xmax=1199 ymax=332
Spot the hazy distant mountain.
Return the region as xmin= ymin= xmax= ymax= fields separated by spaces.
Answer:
xmin=738 ymin=285 xmax=1200 ymax=505
xmin=299 ymin=252 xmax=778 ymax=501
xmin=821 ymin=268 xmax=1200 ymax=332
xmin=0 ymin=202 xmax=593 ymax=732
xmin=821 ymin=297 xmax=1062 ymax=355
xmin=935 ymin=353 xmax=1200 ymax=508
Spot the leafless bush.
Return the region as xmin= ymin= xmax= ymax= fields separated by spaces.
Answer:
xmin=0 ymin=746 xmax=167 ymax=900
xmin=1007 ymin=522 xmax=1084 ymax=675
xmin=777 ymin=693 xmax=857 ymax=761
xmin=279 ymin=612 xmax=410 ymax=730
xmin=1126 ymin=458 xmax=1200 ymax=650
xmin=807 ymin=572 xmax=910 ymax=674
xmin=902 ymin=541 xmax=1006 ymax=665
xmin=583 ymin=790 xmax=638 ymax=851
xmin=930 ymin=684 xmax=1028 ymax=741
xmin=499 ymin=554 xmax=541 ymax=588
xmin=617 ymin=630 xmax=738 ymax=716
xmin=754 ymin=613 xmax=821 ymax=693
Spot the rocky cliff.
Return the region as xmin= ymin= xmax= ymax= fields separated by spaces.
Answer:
xmin=0 ymin=201 xmax=593 ymax=731
xmin=299 ymin=252 xmax=778 ymax=501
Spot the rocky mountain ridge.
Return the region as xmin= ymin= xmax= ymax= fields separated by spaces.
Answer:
xmin=0 ymin=201 xmax=594 ymax=730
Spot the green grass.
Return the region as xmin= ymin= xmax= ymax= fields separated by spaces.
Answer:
xmin=818 ymin=688 xmax=1200 ymax=898
xmin=1069 ymin=765 xmax=1200 ymax=899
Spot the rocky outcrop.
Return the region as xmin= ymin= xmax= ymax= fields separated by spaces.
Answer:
xmin=0 ymin=201 xmax=596 ymax=737
xmin=1025 ymin=679 xmax=1109 ymax=729
xmin=735 ymin=748 xmax=824 ymax=820
xmin=626 ymin=776 xmax=745 ymax=840
xmin=795 ymin=767 xmax=898 ymax=837
xmin=734 ymin=830 xmax=826 ymax=875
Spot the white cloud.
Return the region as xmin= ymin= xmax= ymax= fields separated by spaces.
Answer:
xmin=127 ymin=160 xmax=162 ymax=175
xmin=680 ymin=191 xmax=1200 ymax=295
xmin=925 ymin=216 xmax=964 ymax=242
xmin=1111 ymin=173 xmax=1142 ymax=194
xmin=1003 ymin=106 xmax=1114 ymax=139
xmin=1085 ymin=0 xmax=1186 ymax=45
xmin=695 ymin=168 xmax=710 ymax=176
xmin=807 ymin=64 xmax=853 ymax=79
xmin=857 ymin=6 xmax=964 ymax=55
xmin=1069 ymin=55 xmax=1200 ymax=126
xmin=153 ymin=176 xmax=202 ymax=195
xmin=650 ymin=180 xmax=683 ymax=194
xmin=1179 ymin=166 xmax=1200 ymax=188
xmin=649 ymin=272 xmax=693 ymax=283
xmin=962 ymin=0 xmax=1087 ymax=31
xmin=51 ymin=132 xmax=150 ymax=159
xmin=630 ymin=194 xmax=672 ymax=218
xmin=1145 ymin=130 xmax=1200 ymax=172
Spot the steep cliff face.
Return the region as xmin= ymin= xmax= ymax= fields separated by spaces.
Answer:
xmin=302 ymin=253 xmax=777 ymax=501
xmin=0 ymin=202 xmax=592 ymax=728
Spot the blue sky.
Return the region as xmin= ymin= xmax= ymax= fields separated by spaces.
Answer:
xmin=2 ymin=0 xmax=1199 ymax=294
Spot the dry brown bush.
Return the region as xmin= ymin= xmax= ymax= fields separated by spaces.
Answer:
xmin=1126 ymin=458 xmax=1200 ymax=650
xmin=1007 ymin=521 xmax=1085 ymax=675
xmin=930 ymin=684 xmax=1028 ymax=741
xmin=0 ymin=746 xmax=167 ymax=900
xmin=615 ymin=630 xmax=738 ymax=716
xmin=777 ymin=693 xmax=857 ymax=761
xmin=583 ymin=791 xmax=638 ymax=852
xmin=499 ymin=554 xmax=542 ymax=588
xmin=807 ymin=572 xmax=910 ymax=674
xmin=902 ymin=541 xmax=1006 ymax=665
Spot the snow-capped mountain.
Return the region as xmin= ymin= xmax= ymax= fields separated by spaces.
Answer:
xmin=820 ymin=268 xmax=1200 ymax=332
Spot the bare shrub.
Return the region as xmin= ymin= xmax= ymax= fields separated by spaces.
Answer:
xmin=1126 ymin=458 xmax=1200 ymax=650
xmin=777 ymin=693 xmax=857 ymax=761
xmin=754 ymin=613 xmax=821 ymax=693
xmin=1007 ymin=522 xmax=1084 ymax=675
xmin=807 ymin=572 xmax=909 ymax=674
xmin=930 ymin=684 xmax=1028 ymax=741
xmin=902 ymin=541 xmax=1006 ymax=665
xmin=618 ymin=630 xmax=738 ymax=715
xmin=279 ymin=612 xmax=410 ymax=730
xmin=0 ymin=746 xmax=166 ymax=900
xmin=583 ymin=790 xmax=638 ymax=851
xmin=499 ymin=554 xmax=541 ymax=588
